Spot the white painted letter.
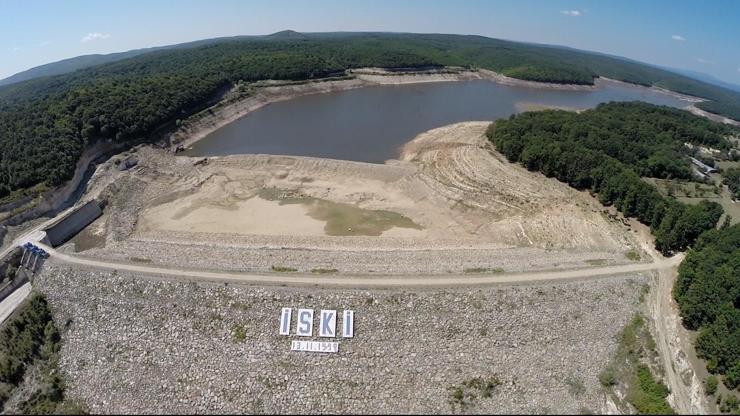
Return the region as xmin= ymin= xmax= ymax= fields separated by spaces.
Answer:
xmin=342 ymin=310 xmax=354 ymax=338
xmin=319 ymin=310 xmax=336 ymax=338
xmin=296 ymin=308 xmax=314 ymax=337
xmin=279 ymin=307 xmax=292 ymax=335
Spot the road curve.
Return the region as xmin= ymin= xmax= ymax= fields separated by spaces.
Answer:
xmin=36 ymin=241 xmax=683 ymax=288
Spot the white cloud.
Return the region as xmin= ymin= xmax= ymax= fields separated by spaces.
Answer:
xmin=81 ymin=32 xmax=111 ymax=43
xmin=737 ymin=67 xmax=740 ymax=73
xmin=696 ymin=58 xmax=715 ymax=65
xmin=672 ymin=35 xmax=686 ymax=41
xmin=561 ymin=10 xmax=582 ymax=16
xmin=39 ymin=41 xmax=52 ymax=47
xmin=8 ymin=47 xmax=20 ymax=52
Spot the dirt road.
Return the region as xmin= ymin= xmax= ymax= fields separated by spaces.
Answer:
xmin=0 ymin=282 xmax=31 ymax=323
xmin=36 ymin=241 xmax=679 ymax=288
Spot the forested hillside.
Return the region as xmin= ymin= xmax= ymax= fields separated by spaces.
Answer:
xmin=486 ymin=102 xmax=738 ymax=254
xmin=674 ymin=224 xmax=739 ymax=390
xmin=2 ymin=32 xmax=740 ymax=199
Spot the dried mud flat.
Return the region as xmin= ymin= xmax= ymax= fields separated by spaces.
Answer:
xmin=79 ymin=122 xmax=644 ymax=275
xmin=36 ymin=263 xmax=647 ymax=414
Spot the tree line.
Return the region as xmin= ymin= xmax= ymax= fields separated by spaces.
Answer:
xmin=487 ymin=102 xmax=735 ymax=254
xmin=673 ymin=224 xmax=739 ymax=390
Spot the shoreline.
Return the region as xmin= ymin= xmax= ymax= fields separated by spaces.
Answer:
xmin=168 ymin=67 xmax=711 ymax=152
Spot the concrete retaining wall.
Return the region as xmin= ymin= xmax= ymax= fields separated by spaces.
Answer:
xmin=44 ymin=200 xmax=102 ymax=247
xmin=0 ymin=273 xmax=28 ymax=303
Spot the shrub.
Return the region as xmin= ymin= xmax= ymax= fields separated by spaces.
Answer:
xmin=627 ymin=365 xmax=674 ymax=415
xmin=705 ymin=375 xmax=718 ymax=396
xmin=599 ymin=367 xmax=617 ymax=387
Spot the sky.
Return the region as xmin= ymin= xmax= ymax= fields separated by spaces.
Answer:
xmin=1 ymin=0 xmax=740 ymax=84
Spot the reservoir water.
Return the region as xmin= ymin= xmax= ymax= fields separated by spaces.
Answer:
xmin=183 ymin=79 xmax=690 ymax=163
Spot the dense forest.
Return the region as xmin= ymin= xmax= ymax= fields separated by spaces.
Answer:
xmin=2 ymin=32 xmax=740 ymax=199
xmin=486 ymin=102 xmax=737 ymax=254
xmin=674 ymin=224 xmax=740 ymax=389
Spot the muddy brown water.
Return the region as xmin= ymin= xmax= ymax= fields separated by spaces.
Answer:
xmin=183 ymin=79 xmax=691 ymax=162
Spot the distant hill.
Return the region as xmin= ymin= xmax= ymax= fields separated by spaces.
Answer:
xmin=264 ymin=30 xmax=309 ymax=40
xmin=0 ymin=50 xmax=160 ymax=87
xmin=0 ymin=33 xmax=281 ymax=87
xmin=661 ymin=67 xmax=740 ymax=93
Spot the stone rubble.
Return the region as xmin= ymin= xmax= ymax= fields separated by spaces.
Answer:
xmin=35 ymin=263 xmax=647 ymax=414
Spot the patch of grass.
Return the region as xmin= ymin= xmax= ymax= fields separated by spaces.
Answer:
xmin=627 ymin=365 xmax=673 ymax=415
xmin=231 ymin=301 xmax=251 ymax=311
xmin=598 ymin=367 xmax=618 ymax=387
xmin=464 ymin=267 xmax=504 ymax=274
xmin=448 ymin=376 xmax=501 ymax=409
xmin=232 ymin=324 xmax=247 ymax=343
xmin=704 ymin=375 xmax=718 ymax=396
xmin=601 ymin=313 xmax=674 ymax=414
xmin=585 ymin=258 xmax=609 ymax=266
xmin=566 ymin=374 xmax=586 ymax=397
xmin=271 ymin=265 xmax=297 ymax=272
xmin=130 ymin=256 xmax=153 ymax=263
xmin=625 ymin=250 xmax=641 ymax=261
xmin=310 ymin=268 xmax=338 ymax=274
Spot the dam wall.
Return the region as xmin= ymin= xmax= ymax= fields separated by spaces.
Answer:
xmin=43 ymin=200 xmax=102 ymax=247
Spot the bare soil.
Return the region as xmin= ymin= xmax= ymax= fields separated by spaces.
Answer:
xmin=80 ymin=122 xmax=645 ymax=275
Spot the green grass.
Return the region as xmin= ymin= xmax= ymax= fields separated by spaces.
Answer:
xmin=705 ymin=375 xmax=718 ymax=396
xmin=231 ymin=301 xmax=251 ymax=311
xmin=232 ymin=324 xmax=247 ymax=343
xmin=448 ymin=376 xmax=501 ymax=409
xmin=625 ymin=250 xmax=641 ymax=261
xmin=627 ymin=365 xmax=674 ymax=415
xmin=599 ymin=367 xmax=618 ymax=387
xmin=647 ymin=175 xmax=740 ymax=226
xmin=463 ymin=267 xmax=504 ymax=274
xmin=600 ymin=314 xmax=674 ymax=414
xmin=271 ymin=265 xmax=298 ymax=272
xmin=566 ymin=374 xmax=586 ymax=396
xmin=310 ymin=268 xmax=338 ymax=274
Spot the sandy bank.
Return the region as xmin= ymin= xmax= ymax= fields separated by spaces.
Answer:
xmin=685 ymin=104 xmax=740 ymax=127
xmin=82 ymin=121 xmax=646 ymax=275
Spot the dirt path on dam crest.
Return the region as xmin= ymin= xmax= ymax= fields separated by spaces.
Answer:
xmin=37 ymin=240 xmax=679 ymax=288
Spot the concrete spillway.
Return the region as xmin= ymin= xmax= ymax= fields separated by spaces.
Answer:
xmin=43 ymin=200 xmax=102 ymax=247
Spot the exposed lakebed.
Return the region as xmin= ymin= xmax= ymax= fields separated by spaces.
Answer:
xmin=183 ymin=79 xmax=691 ymax=162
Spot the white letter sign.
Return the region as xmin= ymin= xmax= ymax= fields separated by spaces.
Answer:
xmin=279 ymin=307 xmax=292 ymax=335
xmin=319 ymin=310 xmax=337 ymax=338
xmin=296 ymin=308 xmax=314 ymax=337
xmin=343 ymin=310 xmax=354 ymax=338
